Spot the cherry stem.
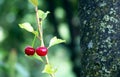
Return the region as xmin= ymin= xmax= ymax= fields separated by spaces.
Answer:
xmin=31 ymin=35 xmax=37 ymax=47
xmin=35 ymin=7 xmax=44 ymax=46
xmin=35 ymin=6 xmax=55 ymax=77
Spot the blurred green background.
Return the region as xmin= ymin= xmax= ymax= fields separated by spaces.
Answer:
xmin=0 ymin=0 xmax=80 ymax=77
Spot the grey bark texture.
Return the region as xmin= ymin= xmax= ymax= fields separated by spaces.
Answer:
xmin=79 ymin=0 xmax=120 ymax=77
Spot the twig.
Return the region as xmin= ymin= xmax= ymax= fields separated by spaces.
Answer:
xmin=35 ymin=7 xmax=44 ymax=46
xmin=35 ymin=6 xmax=55 ymax=77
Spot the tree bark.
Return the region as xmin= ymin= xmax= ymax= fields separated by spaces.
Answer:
xmin=79 ymin=0 xmax=120 ymax=77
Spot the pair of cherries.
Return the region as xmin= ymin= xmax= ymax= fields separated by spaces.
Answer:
xmin=25 ymin=46 xmax=48 ymax=56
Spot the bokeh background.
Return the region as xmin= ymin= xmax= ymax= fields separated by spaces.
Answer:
xmin=0 ymin=0 xmax=80 ymax=77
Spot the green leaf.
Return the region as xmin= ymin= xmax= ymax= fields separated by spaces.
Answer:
xmin=19 ymin=22 xmax=34 ymax=32
xmin=33 ymin=53 xmax=43 ymax=62
xmin=42 ymin=64 xmax=57 ymax=74
xmin=25 ymin=53 xmax=43 ymax=62
xmin=32 ymin=31 xmax=39 ymax=36
xmin=48 ymin=36 xmax=66 ymax=48
xmin=38 ymin=10 xmax=50 ymax=20
xmin=29 ymin=0 xmax=38 ymax=6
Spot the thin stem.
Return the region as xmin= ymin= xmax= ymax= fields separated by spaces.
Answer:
xmin=31 ymin=35 xmax=37 ymax=47
xmin=35 ymin=7 xmax=44 ymax=46
xmin=35 ymin=6 xmax=55 ymax=77
xmin=45 ymin=55 xmax=55 ymax=77
xmin=45 ymin=55 xmax=49 ymax=64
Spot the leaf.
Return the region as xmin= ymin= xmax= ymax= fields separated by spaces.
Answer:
xmin=38 ymin=10 xmax=50 ymax=20
xmin=19 ymin=22 xmax=34 ymax=32
xmin=32 ymin=31 xmax=39 ymax=36
xmin=48 ymin=36 xmax=66 ymax=48
xmin=43 ymin=11 xmax=50 ymax=20
xmin=25 ymin=53 xmax=43 ymax=62
xmin=29 ymin=0 xmax=38 ymax=6
xmin=33 ymin=53 xmax=43 ymax=62
xmin=42 ymin=64 xmax=57 ymax=74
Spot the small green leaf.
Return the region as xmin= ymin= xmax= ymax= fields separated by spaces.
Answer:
xmin=38 ymin=10 xmax=50 ymax=20
xmin=42 ymin=64 xmax=57 ymax=74
xmin=25 ymin=53 xmax=43 ymax=62
xmin=33 ymin=53 xmax=43 ymax=62
xmin=29 ymin=0 xmax=38 ymax=6
xmin=43 ymin=11 xmax=50 ymax=20
xmin=48 ymin=36 xmax=65 ymax=48
xmin=32 ymin=31 xmax=39 ymax=36
xmin=19 ymin=22 xmax=34 ymax=32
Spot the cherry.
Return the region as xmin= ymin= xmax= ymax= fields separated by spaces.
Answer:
xmin=24 ymin=46 xmax=35 ymax=56
xmin=36 ymin=47 xmax=48 ymax=56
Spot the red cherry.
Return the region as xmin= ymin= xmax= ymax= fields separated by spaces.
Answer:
xmin=25 ymin=46 xmax=35 ymax=56
xmin=36 ymin=47 xmax=48 ymax=56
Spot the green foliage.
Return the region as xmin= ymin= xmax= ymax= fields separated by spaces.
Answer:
xmin=58 ymin=23 xmax=71 ymax=43
xmin=19 ymin=22 xmax=38 ymax=36
xmin=48 ymin=36 xmax=66 ymax=48
xmin=32 ymin=31 xmax=39 ymax=36
xmin=19 ymin=7 xmax=65 ymax=76
xmin=54 ymin=7 xmax=66 ymax=20
xmin=29 ymin=0 xmax=38 ymax=6
xmin=6 ymin=50 xmax=17 ymax=77
xmin=38 ymin=10 xmax=50 ymax=21
xmin=0 ymin=0 xmax=77 ymax=77
xmin=32 ymin=53 xmax=43 ymax=62
xmin=19 ymin=22 xmax=34 ymax=32
xmin=42 ymin=64 xmax=57 ymax=74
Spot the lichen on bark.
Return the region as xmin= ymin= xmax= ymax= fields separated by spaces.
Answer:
xmin=79 ymin=0 xmax=120 ymax=77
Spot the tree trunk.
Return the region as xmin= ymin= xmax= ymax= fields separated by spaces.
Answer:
xmin=79 ymin=0 xmax=120 ymax=77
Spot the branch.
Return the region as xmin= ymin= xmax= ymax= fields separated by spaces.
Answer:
xmin=35 ymin=6 xmax=55 ymax=77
